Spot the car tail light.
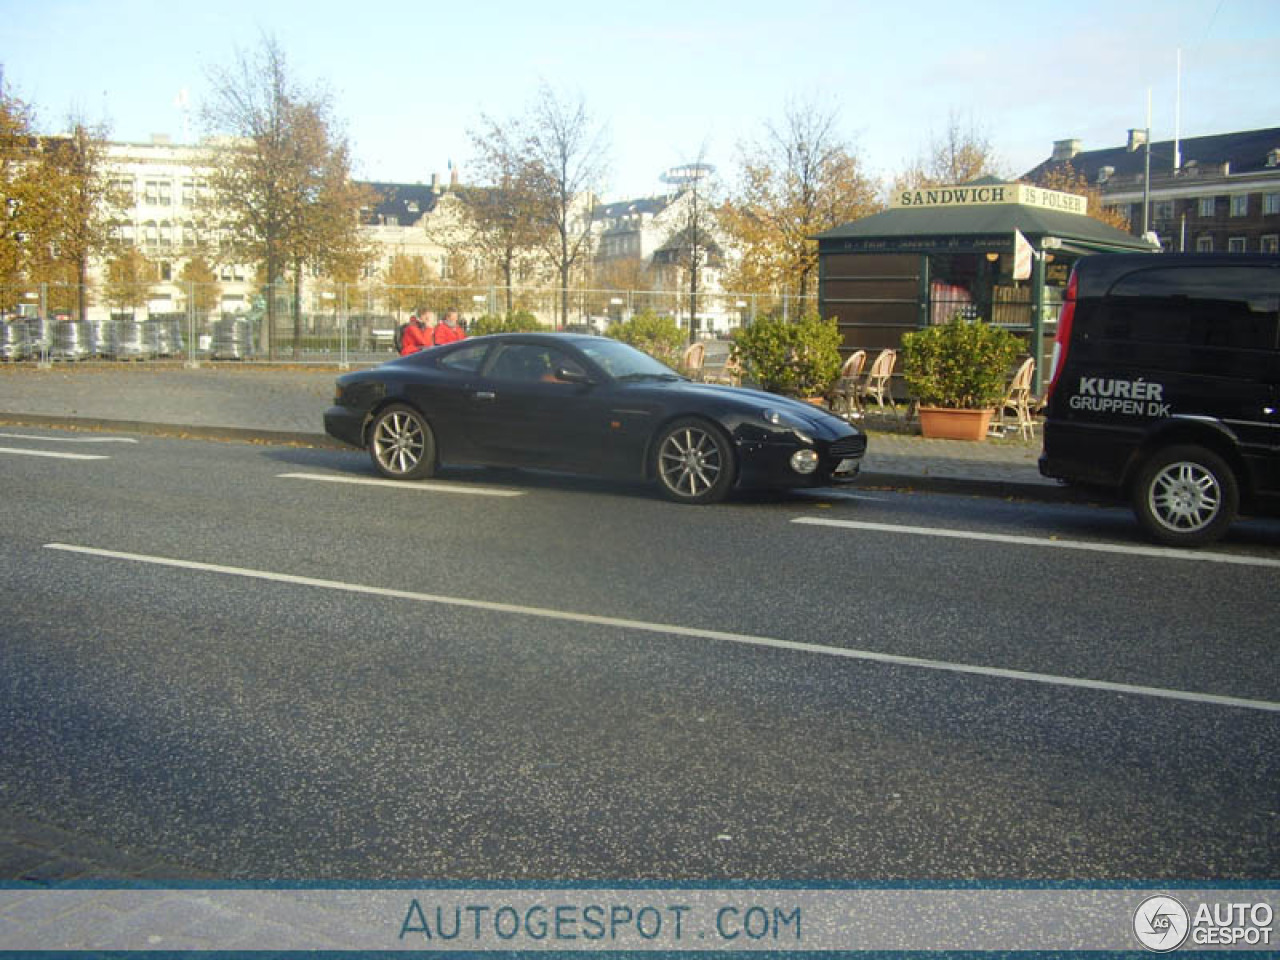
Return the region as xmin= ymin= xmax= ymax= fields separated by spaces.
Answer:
xmin=1046 ymin=267 xmax=1078 ymax=401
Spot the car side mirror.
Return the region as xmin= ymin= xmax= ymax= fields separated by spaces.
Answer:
xmin=555 ymin=367 xmax=594 ymax=386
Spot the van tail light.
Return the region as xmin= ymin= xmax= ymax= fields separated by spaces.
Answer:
xmin=1046 ymin=268 xmax=1078 ymax=401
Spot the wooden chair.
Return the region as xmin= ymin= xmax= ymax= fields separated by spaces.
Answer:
xmin=705 ymin=350 xmax=743 ymax=386
xmin=994 ymin=357 xmax=1037 ymax=439
xmin=830 ymin=350 xmax=867 ymax=417
xmin=859 ymin=348 xmax=898 ymax=417
xmin=681 ymin=341 xmax=706 ymax=380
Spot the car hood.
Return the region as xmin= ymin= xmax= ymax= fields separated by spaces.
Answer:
xmin=657 ymin=381 xmax=859 ymax=434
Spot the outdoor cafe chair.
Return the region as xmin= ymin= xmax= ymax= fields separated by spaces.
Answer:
xmin=859 ymin=348 xmax=899 ymax=418
xmin=681 ymin=341 xmax=706 ymax=381
xmin=830 ymin=350 xmax=867 ymax=417
xmin=994 ymin=356 xmax=1037 ymax=440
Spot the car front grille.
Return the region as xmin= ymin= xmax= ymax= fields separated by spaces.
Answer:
xmin=829 ymin=435 xmax=867 ymax=459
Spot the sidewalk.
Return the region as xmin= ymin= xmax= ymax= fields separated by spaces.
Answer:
xmin=0 ymin=362 xmax=1065 ymax=500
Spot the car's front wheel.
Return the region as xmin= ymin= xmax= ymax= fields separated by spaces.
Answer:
xmin=368 ymin=404 xmax=436 ymax=480
xmin=1131 ymin=444 xmax=1238 ymax=547
xmin=653 ymin=418 xmax=737 ymax=504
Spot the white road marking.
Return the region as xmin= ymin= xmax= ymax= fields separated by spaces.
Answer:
xmin=0 ymin=432 xmax=137 ymax=444
xmin=277 ymin=472 xmax=524 ymax=497
xmin=793 ymin=516 xmax=1280 ymax=569
xmin=43 ymin=542 xmax=1280 ymax=714
xmin=0 ymin=446 xmax=109 ymax=461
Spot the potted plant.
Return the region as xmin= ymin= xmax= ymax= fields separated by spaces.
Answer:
xmin=900 ymin=315 xmax=1022 ymax=441
xmin=732 ymin=314 xmax=842 ymax=402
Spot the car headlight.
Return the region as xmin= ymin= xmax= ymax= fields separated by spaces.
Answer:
xmin=790 ymin=449 xmax=820 ymax=474
xmin=761 ymin=407 xmax=814 ymax=444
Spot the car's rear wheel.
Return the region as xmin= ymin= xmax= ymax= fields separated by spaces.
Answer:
xmin=653 ymin=418 xmax=736 ymax=504
xmin=369 ymin=404 xmax=436 ymax=480
xmin=1131 ymin=444 xmax=1237 ymax=547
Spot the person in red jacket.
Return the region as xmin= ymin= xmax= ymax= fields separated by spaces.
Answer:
xmin=434 ymin=309 xmax=466 ymax=345
xmin=399 ymin=310 xmax=436 ymax=355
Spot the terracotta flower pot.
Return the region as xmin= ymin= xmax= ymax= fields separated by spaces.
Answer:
xmin=918 ymin=406 xmax=994 ymax=441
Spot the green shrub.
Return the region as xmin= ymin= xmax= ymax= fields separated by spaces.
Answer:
xmin=900 ymin=316 xmax=1021 ymax=409
xmin=468 ymin=311 xmax=544 ymax=337
xmin=732 ymin=314 xmax=843 ymax=398
xmin=605 ymin=310 xmax=685 ymax=367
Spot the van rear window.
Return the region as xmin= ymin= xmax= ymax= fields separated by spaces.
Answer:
xmin=1103 ymin=266 xmax=1280 ymax=351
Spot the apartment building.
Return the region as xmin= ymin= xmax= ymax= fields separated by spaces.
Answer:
xmin=101 ymin=135 xmax=256 ymax=316
xmin=1024 ymin=126 xmax=1280 ymax=253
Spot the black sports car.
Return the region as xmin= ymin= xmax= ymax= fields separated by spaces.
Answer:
xmin=323 ymin=333 xmax=866 ymax=504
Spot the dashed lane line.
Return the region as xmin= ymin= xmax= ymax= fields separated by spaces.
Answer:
xmin=277 ymin=472 xmax=525 ymax=497
xmin=43 ymin=542 xmax=1280 ymax=714
xmin=0 ymin=432 xmax=138 ymax=444
xmin=0 ymin=446 xmax=109 ymax=461
xmin=792 ymin=516 xmax=1280 ymax=569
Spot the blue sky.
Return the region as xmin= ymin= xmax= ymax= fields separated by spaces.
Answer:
xmin=3 ymin=0 xmax=1278 ymax=201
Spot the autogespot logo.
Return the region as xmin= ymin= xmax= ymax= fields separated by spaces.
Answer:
xmin=1134 ymin=895 xmax=1190 ymax=952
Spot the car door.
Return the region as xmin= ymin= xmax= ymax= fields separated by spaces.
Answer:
xmin=401 ymin=340 xmax=492 ymax=461
xmin=468 ymin=342 xmax=614 ymax=470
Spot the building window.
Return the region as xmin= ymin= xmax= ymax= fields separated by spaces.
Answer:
xmin=1230 ymin=195 xmax=1249 ymax=217
xmin=1154 ymin=200 xmax=1175 ymax=221
xmin=159 ymin=261 xmax=172 ymax=282
xmin=143 ymin=180 xmax=173 ymax=206
xmin=1198 ymin=197 xmax=1216 ymax=218
xmin=1261 ymin=235 xmax=1279 ymax=253
xmin=1265 ymin=194 xmax=1280 ymax=216
xmin=1228 ymin=237 xmax=1247 ymax=253
xmin=1195 ymin=236 xmax=1214 ymax=252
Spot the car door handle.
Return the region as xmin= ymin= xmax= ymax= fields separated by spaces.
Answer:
xmin=473 ymin=391 xmax=496 ymax=401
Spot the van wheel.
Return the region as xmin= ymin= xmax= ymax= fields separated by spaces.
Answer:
xmin=1132 ymin=445 xmax=1237 ymax=547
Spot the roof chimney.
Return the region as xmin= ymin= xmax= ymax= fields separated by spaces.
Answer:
xmin=1051 ymin=138 xmax=1081 ymax=162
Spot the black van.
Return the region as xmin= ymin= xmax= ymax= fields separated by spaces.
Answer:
xmin=1039 ymin=253 xmax=1280 ymax=546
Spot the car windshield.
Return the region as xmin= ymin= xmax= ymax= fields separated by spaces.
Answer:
xmin=579 ymin=339 xmax=682 ymax=381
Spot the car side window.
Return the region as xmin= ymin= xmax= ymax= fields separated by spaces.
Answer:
xmin=436 ymin=342 xmax=489 ymax=373
xmin=1105 ymin=266 xmax=1280 ymax=351
xmin=488 ymin=344 xmax=585 ymax=384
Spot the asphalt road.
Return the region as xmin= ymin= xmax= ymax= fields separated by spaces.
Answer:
xmin=2 ymin=428 xmax=1278 ymax=881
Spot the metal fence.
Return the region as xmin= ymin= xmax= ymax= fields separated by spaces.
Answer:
xmin=1 ymin=283 xmax=820 ymax=367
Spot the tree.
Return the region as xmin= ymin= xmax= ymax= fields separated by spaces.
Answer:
xmin=1029 ymin=161 xmax=1132 ymax=233
xmin=103 ymin=246 xmax=156 ymax=317
xmin=382 ymin=253 xmax=436 ymax=320
xmin=657 ymin=152 xmax=721 ymax=342
xmin=0 ymin=82 xmax=41 ymax=313
xmin=32 ymin=118 xmax=122 ymax=321
xmin=179 ymin=254 xmax=221 ymax=316
xmin=722 ymin=98 xmax=881 ymax=302
xmin=203 ymin=34 xmax=371 ymax=357
xmin=466 ymin=113 xmax=547 ymax=314
xmin=284 ymin=105 xmax=376 ymax=358
xmin=894 ymin=110 xmax=1004 ymax=192
xmin=523 ymin=84 xmax=610 ymax=328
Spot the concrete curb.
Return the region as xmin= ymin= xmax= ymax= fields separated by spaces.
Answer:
xmin=0 ymin=413 xmax=346 ymax=450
